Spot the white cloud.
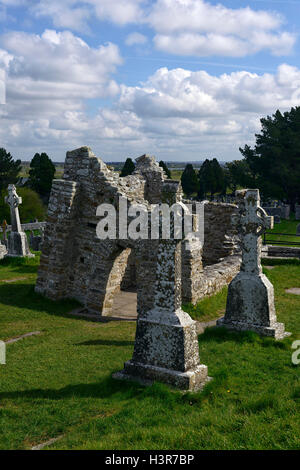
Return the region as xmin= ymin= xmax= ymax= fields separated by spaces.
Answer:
xmin=125 ymin=32 xmax=147 ymax=46
xmin=31 ymin=0 xmax=145 ymax=31
xmin=109 ymin=64 xmax=300 ymax=159
xmin=149 ymin=0 xmax=296 ymax=57
xmin=2 ymin=49 xmax=300 ymax=161
xmin=1 ymin=29 xmax=122 ymax=91
xmin=86 ymin=0 xmax=145 ymax=26
xmin=32 ymin=1 xmax=91 ymax=32
xmin=0 ymin=29 xmax=124 ymax=158
xmin=28 ymin=0 xmax=296 ymax=57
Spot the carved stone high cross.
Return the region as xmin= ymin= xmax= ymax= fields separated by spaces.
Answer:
xmin=5 ymin=184 xmax=22 ymax=233
xmin=233 ymin=189 xmax=273 ymax=275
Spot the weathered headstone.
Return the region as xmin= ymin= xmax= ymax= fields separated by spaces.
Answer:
xmin=217 ymin=189 xmax=290 ymax=340
xmin=5 ymin=185 xmax=33 ymax=257
xmin=30 ymin=230 xmax=42 ymax=251
xmin=274 ymin=215 xmax=281 ymax=224
xmin=114 ymin=204 xmax=210 ymax=391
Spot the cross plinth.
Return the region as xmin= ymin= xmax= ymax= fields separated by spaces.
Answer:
xmin=5 ymin=185 xmax=22 ymax=233
xmin=113 ymin=203 xmax=210 ymax=391
xmin=217 ymin=188 xmax=290 ymax=340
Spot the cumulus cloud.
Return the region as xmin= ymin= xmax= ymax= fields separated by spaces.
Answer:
xmin=32 ymin=1 xmax=91 ymax=32
xmin=111 ymin=64 xmax=300 ymax=159
xmin=1 ymin=43 xmax=300 ymax=161
xmin=85 ymin=0 xmax=145 ymax=26
xmin=1 ymin=29 xmax=122 ymax=92
xmin=0 ymin=29 xmax=124 ymax=158
xmin=149 ymin=0 xmax=296 ymax=57
xmin=28 ymin=0 xmax=296 ymax=57
xmin=31 ymin=0 xmax=145 ymax=31
xmin=125 ymin=32 xmax=148 ymax=46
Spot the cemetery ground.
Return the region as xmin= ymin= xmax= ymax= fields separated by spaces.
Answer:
xmin=264 ymin=215 xmax=299 ymax=247
xmin=0 ymin=256 xmax=299 ymax=450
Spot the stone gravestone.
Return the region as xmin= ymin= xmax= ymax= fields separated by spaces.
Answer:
xmin=114 ymin=204 xmax=210 ymax=391
xmin=217 ymin=189 xmax=290 ymax=340
xmin=5 ymin=185 xmax=33 ymax=258
xmin=30 ymin=229 xmax=43 ymax=251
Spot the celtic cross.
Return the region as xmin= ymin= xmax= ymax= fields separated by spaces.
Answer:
xmin=232 ymin=189 xmax=273 ymax=275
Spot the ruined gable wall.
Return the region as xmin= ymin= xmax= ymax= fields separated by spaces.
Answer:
xmin=36 ymin=147 xmax=146 ymax=305
xmin=203 ymin=202 xmax=239 ymax=265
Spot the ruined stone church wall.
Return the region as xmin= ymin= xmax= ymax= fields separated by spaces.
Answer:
xmin=180 ymin=199 xmax=240 ymax=305
xmin=203 ymin=202 xmax=239 ymax=265
xmin=36 ymin=146 xmax=241 ymax=315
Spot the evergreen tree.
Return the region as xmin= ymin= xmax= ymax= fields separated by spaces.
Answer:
xmin=0 ymin=148 xmax=21 ymax=192
xmin=159 ymin=160 xmax=171 ymax=178
xmin=120 ymin=158 xmax=135 ymax=177
xmin=181 ymin=164 xmax=199 ymax=197
xmin=198 ymin=158 xmax=225 ymax=198
xmin=211 ymin=158 xmax=225 ymax=195
xmin=239 ymin=107 xmax=300 ymax=208
xmin=198 ymin=159 xmax=214 ymax=198
xmin=226 ymin=159 xmax=253 ymax=194
xmin=27 ymin=152 xmax=55 ymax=202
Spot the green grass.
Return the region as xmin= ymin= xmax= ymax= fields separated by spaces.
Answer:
xmin=264 ymin=215 xmax=299 ymax=247
xmin=183 ymin=287 xmax=228 ymax=322
xmin=0 ymin=258 xmax=299 ymax=450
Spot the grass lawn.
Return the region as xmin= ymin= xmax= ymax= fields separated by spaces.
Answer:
xmin=264 ymin=215 xmax=300 ymax=247
xmin=0 ymin=256 xmax=299 ymax=450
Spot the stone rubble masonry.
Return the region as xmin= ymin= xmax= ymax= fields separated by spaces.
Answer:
xmin=36 ymin=147 xmax=240 ymax=313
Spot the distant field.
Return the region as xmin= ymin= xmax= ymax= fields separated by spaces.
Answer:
xmin=170 ymin=169 xmax=183 ymax=180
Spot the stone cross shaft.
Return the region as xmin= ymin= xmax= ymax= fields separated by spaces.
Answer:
xmin=233 ymin=189 xmax=273 ymax=275
xmin=5 ymin=185 xmax=22 ymax=233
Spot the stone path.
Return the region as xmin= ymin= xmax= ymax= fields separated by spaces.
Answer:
xmin=31 ymin=435 xmax=63 ymax=450
xmin=0 ymin=277 xmax=27 ymax=283
xmin=112 ymin=291 xmax=137 ymax=319
xmin=285 ymin=288 xmax=300 ymax=295
xmin=68 ymin=290 xmax=220 ymax=335
xmin=5 ymin=331 xmax=41 ymax=344
xmin=68 ymin=291 xmax=137 ymax=322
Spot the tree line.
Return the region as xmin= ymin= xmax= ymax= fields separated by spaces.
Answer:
xmin=170 ymin=107 xmax=300 ymax=208
xmin=1 ymin=105 xmax=299 ymax=221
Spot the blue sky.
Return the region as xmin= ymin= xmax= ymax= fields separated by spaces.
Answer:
xmin=0 ymin=0 xmax=300 ymax=162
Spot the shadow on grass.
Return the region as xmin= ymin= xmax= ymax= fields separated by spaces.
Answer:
xmin=0 ymin=282 xmax=80 ymax=318
xmin=0 ymin=265 xmax=39 ymax=275
xmin=199 ymin=326 xmax=290 ymax=349
xmin=76 ymin=339 xmax=134 ymax=347
xmin=0 ymin=375 xmax=150 ymax=401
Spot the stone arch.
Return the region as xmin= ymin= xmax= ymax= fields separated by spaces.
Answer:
xmin=101 ymin=246 xmax=133 ymax=317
